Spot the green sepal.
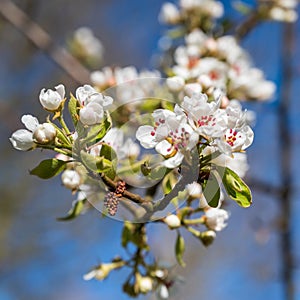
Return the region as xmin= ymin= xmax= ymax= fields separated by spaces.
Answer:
xmin=68 ymin=93 xmax=80 ymax=126
xmin=175 ymin=233 xmax=186 ymax=267
xmin=218 ymin=166 xmax=252 ymax=207
xmin=46 ymin=117 xmax=71 ymax=146
xmin=29 ymin=159 xmax=67 ymax=179
xmin=202 ymin=172 xmax=220 ymax=208
xmin=57 ymin=199 xmax=86 ymax=221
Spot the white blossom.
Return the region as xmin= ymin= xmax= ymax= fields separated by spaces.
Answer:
xmin=164 ymin=214 xmax=181 ymax=228
xmin=61 ymin=169 xmax=81 ymax=190
xmin=205 ymin=207 xmax=229 ymax=231
xmin=33 ymin=123 xmax=56 ymax=144
xmin=79 ymin=102 xmax=104 ymax=126
xmin=159 ymin=2 xmax=181 ymax=24
xmin=39 ymin=84 xmax=65 ymax=111
xmin=10 ymin=115 xmax=39 ymax=151
xmin=73 ymin=27 xmax=104 ymax=62
xmin=166 ymin=76 xmax=185 ymax=92
xmin=157 ymin=284 xmax=169 ymax=299
xmin=136 ymin=107 xmax=199 ymax=168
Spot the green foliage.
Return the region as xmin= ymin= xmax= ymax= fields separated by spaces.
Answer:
xmin=68 ymin=94 xmax=80 ymax=126
xmin=218 ymin=166 xmax=252 ymax=207
xmin=203 ymin=172 xmax=220 ymax=208
xmin=29 ymin=159 xmax=67 ymax=179
xmin=175 ymin=232 xmax=186 ymax=267
xmin=80 ymin=150 xmax=113 ymax=175
xmin=57 ymin=199 xmax=86 ymax=221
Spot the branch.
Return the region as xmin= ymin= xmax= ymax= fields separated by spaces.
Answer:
xmin=0 ymin=0 xmax=91 ymax=85
xmin=279 ymin=23 xmax=294 ymax=300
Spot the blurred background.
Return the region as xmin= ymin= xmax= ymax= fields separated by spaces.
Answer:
xmin=0 ymin=0 xmax=300 ymax=299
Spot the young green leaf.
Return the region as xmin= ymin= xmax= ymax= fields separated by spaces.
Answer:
xmin=57 ymin=199 xmax=86 ymax=221
xmin=175 ymin=233 xmax=186 ymax=267
xmin=218 ymin=166 xmax=252 ymax=207
xmin=29 ymin=159 xmax=67 ymax=179
xmin=80 ymin=150 xmax=112 ymax=174
xmin=68 ymin=93 xmax=79 ymax=126
xmin=203 ymin=172 xmax=220 ymax=208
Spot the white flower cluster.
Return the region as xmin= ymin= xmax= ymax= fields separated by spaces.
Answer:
xmin=91 ymin=65 xmax=160 ymax=104
xmin=9 ymin=115 xmax=56 ymax=151
xmin=170 ymin=29 xmax=276 ymax=101
xmin=259 ymin=0 xmax=298 ymax=22
xmin=136 ymin=91 xmax=254 ymax=168
xmin=72 ymin=27 xmax=104 ymax=64
xmin=159 ymin=0 xmax=224 ymax=25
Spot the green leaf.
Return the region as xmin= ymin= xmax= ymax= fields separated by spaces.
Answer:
xmin=162 ymin=171 xmax=177 ymax=195
xmin=68 ymin=93 xmax=79 ymax=126
xmin=29 ymin=159 xmax=67 ymax=179
xmin=57 ymin=199 xmax=86 ymax=221
xmin=203 ymin=172 xmax=220 ymax=208
xmin=80 ymin=150 xmax=112 ymax=174
xmin=100 ymin=143 xmax=117 ymax=179
xmin=218 ymin=166 xmax=252 ymax=207
xmin=175 ymin=233 xmax=186 ymax=267
xmin=232 ymin=1 xmax=253 ymax=15
xmin=82 ymin=116 xmax=112 ymax=144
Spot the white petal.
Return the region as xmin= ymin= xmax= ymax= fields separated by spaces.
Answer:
xmin=155 ymin=140 xmax=173 ymax=156
xmin=55 ymin=84 xmax=66 ymax=99
xmin=21 ymin=115 xmax=39 ymax=132
xmin=9 ymin=129 xmax=34 ymax=151
xmin=163 ymin=151 xmax=184 ymax=168
xmin=136 ymin=125 xmax=157 ymax=148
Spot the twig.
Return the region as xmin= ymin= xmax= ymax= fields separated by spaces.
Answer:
xmin=0 ymin=0 xmax=91 ymax=85
xmin=279 ymin=23 xmax=294 ymax=300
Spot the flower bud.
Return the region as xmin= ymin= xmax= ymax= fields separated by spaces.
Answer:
xmin=10 ymin=129 xmax=34 ymax=151
xmin=79 ymin=102 xmax=104 ymax=125
xmin=164 ymin=214 xmax=181 ymax=229
xmin=157 ymin=284 xmax=169 ymax=299
xmin=33 ymin=123 xmax=56 ymax=144
xmin=166 ymin=76 xmax=185 ymax=92
xmin=159 ymin=2 xmax=180 ymax=24
xmin=39 ymin=84 xmax=65 ymax=111
xmin=184 ymin=83 xmax=202 ymax=97
xmin=199 ymin=230 xmax=216 ymax=247
xmin=83 ymin=260 xmax=125 ymax=281
xmin=61 ymin=169 xmax=81 ymax=190
xmin=205 ymin=208 xmax=229 ymax=231
xmin=136 ymin=274 xmax=153 ymax=294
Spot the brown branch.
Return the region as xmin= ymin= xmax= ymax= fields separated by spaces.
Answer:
xmin=235 ymin=12 xmax=261 ymax=40
xmin=0 ymin=0 xmax=91 ymax=85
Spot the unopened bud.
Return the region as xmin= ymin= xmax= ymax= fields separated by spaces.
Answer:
xmin=200 ymin=230 xmax=216 ymax=247
xmin=138 ymin=276 xmax=153 ymax=294
xmin=39 ymin=84 xmax=65 ymax=111
xmin=166 ymin=76 xmax=185 ymax=92
xmin=61 ymin=169 xmax=81 ymax=190
xmin=164 ymin=214 xmax=181 ymax=229
xmin=33 ymin=123 xmax=56 ymax=144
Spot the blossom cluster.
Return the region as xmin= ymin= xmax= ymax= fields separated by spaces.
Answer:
xmin=9 ymin=0 xmax=300 ymax=298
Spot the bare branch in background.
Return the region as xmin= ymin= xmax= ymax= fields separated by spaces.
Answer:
xmin=279 ymin=23 xmax=295 ymax=300
xmin=0 ymin=0 xmax=92 ymax=85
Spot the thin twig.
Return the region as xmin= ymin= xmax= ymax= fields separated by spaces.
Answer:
xmin=0 ymin=0 xmax=91 ymax=85
xmin=279 ymin=23 xmax=294 ymax=300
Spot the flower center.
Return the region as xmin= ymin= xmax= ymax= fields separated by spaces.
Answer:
xmin=197 ymin=115 xmax=216 ymax=127
xmin=225 ymin=129 xmax=241 ymax=146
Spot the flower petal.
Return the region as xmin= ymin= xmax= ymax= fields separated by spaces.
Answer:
xmin=21 ymin=115 xmax=39 ymax=132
